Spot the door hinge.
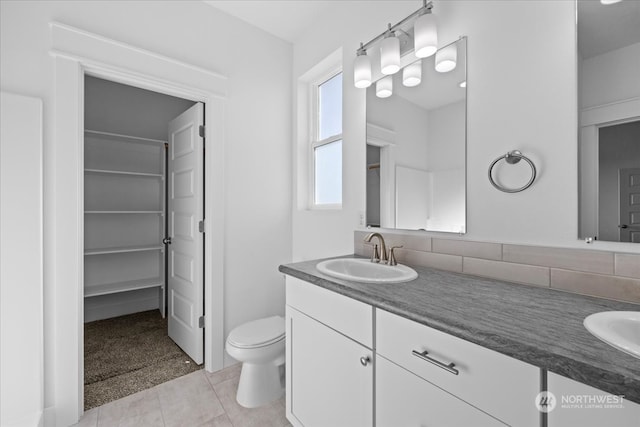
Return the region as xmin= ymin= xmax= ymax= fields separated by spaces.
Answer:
xmin=199 ymin=125 xmax=205 ymax=138
xmin=198 ymin=220 xmax=205 ymax=233
xmin=198 ymin=316 xmax=205 ymax=328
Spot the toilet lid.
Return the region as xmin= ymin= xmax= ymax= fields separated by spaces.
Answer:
xmin=227 ymin=315 xmax=285 ymax=349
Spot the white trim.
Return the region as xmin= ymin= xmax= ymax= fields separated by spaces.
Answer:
xmin=366 ymin=123 xmax=396 ymax=229
xmin=310 ymin=71 xmax=343 ymax=208
xmin=580 ymin=97 xmax=640 ymax=127
xmin=50 ymin=23 xmax=226 ymax=426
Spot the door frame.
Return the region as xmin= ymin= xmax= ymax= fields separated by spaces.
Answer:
xmin=50 ymin=22 xmax=226 ymax=426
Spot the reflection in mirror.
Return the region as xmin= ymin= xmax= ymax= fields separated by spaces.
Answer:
xmin=366 ymin=37 xmax=466 ymax=233
xmin=577 ymin=1 xmax=640 ymax=243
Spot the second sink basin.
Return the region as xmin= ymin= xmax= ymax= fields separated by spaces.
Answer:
xmin=584 ymin=311 xmax=640 ymax=359
xmin=316 ymin=258 xmax=418 ymax=284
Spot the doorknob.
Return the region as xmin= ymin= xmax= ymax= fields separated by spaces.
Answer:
xmin=618 ymin=224 xmax=628 ymax=229
xmin=360 ymin=355 xmax=371 ymax=366
xmin=163 ymin=237 xmax=172 ymax=244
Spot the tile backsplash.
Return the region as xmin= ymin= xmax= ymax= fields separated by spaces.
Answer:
xmin=354 ymin=231 xmax=640 ymax=304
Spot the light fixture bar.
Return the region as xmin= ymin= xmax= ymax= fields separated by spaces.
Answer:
xmin=357 ymin=0 xmax=433 ymax=53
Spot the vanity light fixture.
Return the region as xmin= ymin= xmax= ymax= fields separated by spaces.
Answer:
xmin=435 ymin=42 xmax=457 ymax=72
xmin=353 ymin=0 xmax=437 ymax=87
xmin=354 ymin=44 xmax=372 ymax=88
xmin=376 ymin=75 xmax=393 ymax=98
xmin=380 ymin=26 xmax=401 ymax=75
xmin=403 ymin=61 xmax=422 ymax=87
xmin=414 ymin=7 xmax=437 ymax=58
xmin=600 ymin=0 xmax=623 ymax=4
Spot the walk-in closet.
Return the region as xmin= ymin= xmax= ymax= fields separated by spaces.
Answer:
xmin=83 ymin=76 xmax=203 ymax=409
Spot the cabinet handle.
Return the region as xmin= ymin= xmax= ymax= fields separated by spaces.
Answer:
xmin=411 ymin=350 xmax=459 ymax=375
xmin=360 ymin=356 xmax=371 ymax=366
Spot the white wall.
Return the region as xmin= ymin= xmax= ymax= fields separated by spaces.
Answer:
xmin=293 ymin=0 xmax=639 ymax=257
xmin=1 ymin=93 xmax=44 ymax=427
xmin=85 ymin=76 xmax=196 ymax=141
xmin=580 ymin=42 xmax=640 ymax=110
xmin=0 ymin=1 xmax=292 ymax=423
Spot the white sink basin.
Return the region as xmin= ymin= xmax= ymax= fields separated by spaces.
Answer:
xmin=316 ymin=258 xmax=418 ymax=284
xmin=584 ymin=311 xmax=640 ymax=359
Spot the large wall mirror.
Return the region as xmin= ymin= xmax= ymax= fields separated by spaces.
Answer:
xmin=366 ymin=37 xmax=467 ymax=233
xmin=577 ymin=0 xmax=640 ymax=243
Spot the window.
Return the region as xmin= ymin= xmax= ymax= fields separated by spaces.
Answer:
xmin=312 ymin=71 xmax=343 ymax=206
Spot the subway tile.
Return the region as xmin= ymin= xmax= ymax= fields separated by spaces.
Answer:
xmin=463 ymin=257 xmax=550 ymax=287
xmin=354 ymin=230 xmax=431 ymax=253
xmin=551 ymin=269 xmax=640 ymax=304
xmin=432 ymin=238 xmax=502 ymax=261
xmin=503 ymin=244 xmax=614 ymax=275
xmin=396 ymin=248 xmax=462 ymax=273
xmin=615 ymin=253 xmax=640 ymax=279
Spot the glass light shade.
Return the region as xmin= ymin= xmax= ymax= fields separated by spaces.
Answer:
xmin=414 ymin=13 xmax=438 ymax=58
xmin=435 ymin=44 xmax=457 ymax=73
xmin=354 ymin=54 xmax=372 ymax=88
xmin=601 ymin=0 xmax=622 ymax=4
xmin=376 ymin=76 xmax=393 ymax=98
xmin=380 ymin=35 xmax=401 ymax=75
xmin=403 ymin=61 xmax=422 ymax=87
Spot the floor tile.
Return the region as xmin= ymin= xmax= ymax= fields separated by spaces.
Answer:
xmin=213 ymin=375 xmax=287 ymax=427
xmin=97 ymin=388 xmax=164 ymax=427
xmin=73 ymin=407 xmax=98 ymax=427
xmin=204 ymin=362 xmax=242 ymax=386
xmin=157 ymin=370 xmax=225 ymax=427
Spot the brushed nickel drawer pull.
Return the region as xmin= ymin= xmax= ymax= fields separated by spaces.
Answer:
xmin=412 ymin=349 xmax=459 ymax=375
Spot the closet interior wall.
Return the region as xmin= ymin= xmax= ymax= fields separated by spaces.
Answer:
xmin=84 ymin=76 xmax=195 ymax=322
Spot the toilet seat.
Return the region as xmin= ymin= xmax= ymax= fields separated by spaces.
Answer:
xmin=227 ymin=315 xmax=285 ymax=349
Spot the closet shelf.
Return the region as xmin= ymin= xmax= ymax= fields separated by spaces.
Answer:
xmin=85 ymin=210 xmax=164 ymax=215
xmin=85 ymin=168 xmax=163 ymax=178
xmin=85 ymin=129 xmax=167 ymax=146
xmin=84 ymin=278 xmax=164 ymax=298
xmin=85 ymin=245 xmax=164 ymax=256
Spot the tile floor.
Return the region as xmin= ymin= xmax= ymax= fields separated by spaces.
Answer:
xmin=74 ymin=364 xmax=291 ymax=427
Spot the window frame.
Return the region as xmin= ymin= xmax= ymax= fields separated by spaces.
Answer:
xmin=310 ymin=67 xmax=343 ymax=209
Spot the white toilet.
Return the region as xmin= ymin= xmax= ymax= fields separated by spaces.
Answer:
xmin=225 ymin=315 xmax=286 ymax=408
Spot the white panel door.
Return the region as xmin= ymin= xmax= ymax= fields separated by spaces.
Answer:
xmin=167 ymin=103 xmax=204 ymax=364
xmin=619 ymin=168 xmax=640 ymax=243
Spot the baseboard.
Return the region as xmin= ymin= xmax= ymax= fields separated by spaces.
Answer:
xmin=84 ymin=289 xmax=159 ymax=322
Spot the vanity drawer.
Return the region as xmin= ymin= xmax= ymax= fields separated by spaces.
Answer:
xmin=285 ymin=276 xmax=372 ymax=348
xmin=376 ymin=309 xmax=539 ymax=427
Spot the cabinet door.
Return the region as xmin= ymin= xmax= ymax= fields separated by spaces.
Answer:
xmin=548 ymin=372 xmax=640 ymax=427
xmin=286 ymin=306 xmax=373 ymax=427
xmin=377 ymin=356 xmax=507 ymax=427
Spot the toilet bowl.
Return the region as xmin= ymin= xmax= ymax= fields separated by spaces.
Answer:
xmin=226 ymin=315 xmax=285 ymax=408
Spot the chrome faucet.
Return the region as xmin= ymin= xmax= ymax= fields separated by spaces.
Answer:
xmin=364 ymin=232 xmax=387 ymax=263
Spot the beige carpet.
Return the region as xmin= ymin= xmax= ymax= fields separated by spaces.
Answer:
xmin=84 ymin=310 xmax=202 ymax=410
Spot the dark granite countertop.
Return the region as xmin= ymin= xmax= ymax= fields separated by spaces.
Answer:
xmin=279 ymin=255 xmax=640 ymax=404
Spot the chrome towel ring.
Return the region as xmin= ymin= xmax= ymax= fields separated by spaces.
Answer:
xmin=488 ymin=150 xmax=537 ymax=193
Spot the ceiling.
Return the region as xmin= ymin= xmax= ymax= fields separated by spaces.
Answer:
xmin=203 ymin=1 xmax=336 ymax=43
xmin=578 ymin=0 xmax=640 ymax=59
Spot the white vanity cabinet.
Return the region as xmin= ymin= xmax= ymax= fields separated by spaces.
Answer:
xmin=548 ymin=372 xmax=640 ymax=427
xmin=376 ymin=309 xmax=540 ymax=427
xmin=285 ymin=277 xmax=373 ymax=427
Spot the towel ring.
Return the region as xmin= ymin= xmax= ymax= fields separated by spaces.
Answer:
xmin=488 ymin=150 xmax=536 ymax=193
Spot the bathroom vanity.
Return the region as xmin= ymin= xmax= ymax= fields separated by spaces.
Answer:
xmin=280 ymin=257 xmax=640 ymax=427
